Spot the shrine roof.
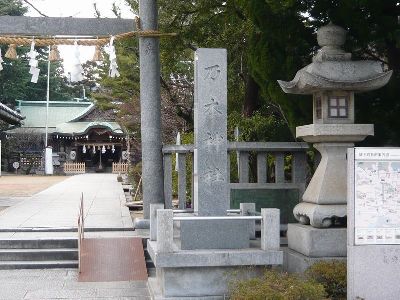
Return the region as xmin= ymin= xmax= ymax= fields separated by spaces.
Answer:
xmin=53 ymin=121 xmax=123 ymax=136
xmin=0 ymin=102 xmax=24 ymax=125
xmin=16 ymin=100 xmax=93 ymax=128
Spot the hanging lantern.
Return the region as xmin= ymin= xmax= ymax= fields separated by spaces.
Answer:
xmin=92 ymin=44 xmax=103 ymax=62
xmin=49 ymin=45 xmax=62 ymax=62
xmin=93 ymin=146 xmax=96 ymax=154
xmin=82 ymin=145 xmax=86 ymax=154
xmin=102 ymin=145 xmax=106 ymax=154
xmin=5 ymin=44 xmax=17 ymax=60
xmin=111 ymin=145 xmax=115 ymax=154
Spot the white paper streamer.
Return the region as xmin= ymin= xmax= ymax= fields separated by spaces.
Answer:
xmin=107 ymin=36 xmax=120 ymax=78
xmin=28 ymin=41 xmax=40 ymax=83
xmin=0 ymin=49 xmax=3 ymax=71
xmin=175 ymin=132 xmax=181 ymax=172
xmin=70 ymin=41 xmax=83 ymax=82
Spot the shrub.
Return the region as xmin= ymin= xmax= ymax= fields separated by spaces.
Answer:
xmin=306 ymin=260 xmax=346 ymax=299
xmin=229 ymin=270 xmax=326 ymax=300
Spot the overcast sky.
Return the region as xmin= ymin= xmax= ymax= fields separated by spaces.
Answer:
xmin=26 ymin=0 xmax=136 ymax=75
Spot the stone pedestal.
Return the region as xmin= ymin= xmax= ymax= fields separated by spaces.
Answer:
xmin=294 ymin=124 xmax=373 ymax=228
xmin=147 ymin=240 xmax=282 ymax=299
xmin=285 ymin=223 xmax=347 ymax=273
xmin=286 ymin=124 xmax=371 ymax=272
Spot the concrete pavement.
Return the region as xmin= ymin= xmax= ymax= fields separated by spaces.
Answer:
xmin=0 ymin=269 xmax=150 ymax=299
xmin=0 ymin=174 xmax=133 ymax=234
xmin=0 ymin=174 xmax=150 ymax=299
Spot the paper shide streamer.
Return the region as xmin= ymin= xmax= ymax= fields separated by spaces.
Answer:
xmin=70 ymin=41 xmax=84 ymax=82
xmin=28 ymin=40 xmax=40 ymax=83
xmin=107 ymin=36 xmax=120 ymax=78
xmin=0 ymin=49 xmax=3 ymax=71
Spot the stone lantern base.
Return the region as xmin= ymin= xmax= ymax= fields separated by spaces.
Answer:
xmin=285 ymin=123 xmax=373 ymax=273
xmin=284 ymin=224 xmax=347 ymax=273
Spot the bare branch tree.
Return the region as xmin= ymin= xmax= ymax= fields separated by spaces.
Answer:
xmin=21 ymin=0 xmax=48 ymax=17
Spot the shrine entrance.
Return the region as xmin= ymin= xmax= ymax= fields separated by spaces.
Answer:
xmin=0 ymin=0 xmax=167 ymax=223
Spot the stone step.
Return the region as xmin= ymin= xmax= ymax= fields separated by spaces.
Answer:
xmin=0 ymin=238 xmax=77 ymax=249
xmin=0 ymin=260 xmax=78 ymax=270
xmin=141 ymin=237 xmax=155 ymax=272
xmin=0 ymin=248 xmax=78 ymax=261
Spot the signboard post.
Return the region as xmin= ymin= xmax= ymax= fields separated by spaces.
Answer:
xmin=13 ymin=161 xmax=19 ymax=174
xmin=348 ymin=147 xmax=400 ymax=299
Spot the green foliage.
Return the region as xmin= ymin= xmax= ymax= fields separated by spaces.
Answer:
xmin=228 ymin=110 xmax=293 ymax=142
xmin=229 ymin=270 xmax=326 ymax=300
xmin=243 ymin=0 xmax=400 ymax=145
xmin=0 ymin=1 xmax=78 ymax=106
xmin=306 ymin=260 xmax=347 ymax=299
xmin=0 ymin=0 xmax=26 ymax=16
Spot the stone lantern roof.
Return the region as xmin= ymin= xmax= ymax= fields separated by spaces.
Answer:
xmin=277 ymin=22 xmax=392 ymax=94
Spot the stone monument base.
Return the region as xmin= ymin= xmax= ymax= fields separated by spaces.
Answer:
xmin=180 ymin=220 xmax=250 ymax=250
xmin=147 ymin=240 xmax=282 ymax=299
xmin=284 ymin=223 xmax=346 ymax=273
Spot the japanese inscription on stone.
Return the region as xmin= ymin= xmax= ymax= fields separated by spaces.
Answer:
xmin=193 ymin=48 xmax=228 ymax=216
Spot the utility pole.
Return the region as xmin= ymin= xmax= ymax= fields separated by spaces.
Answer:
xmin=138 ymin=0 xmax=164 ymax=222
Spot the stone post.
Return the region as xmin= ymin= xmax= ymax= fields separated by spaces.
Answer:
xmin=193 ymin=48 xmax=228 ymax=216
xmin=157 ymin=209 xmax=174 ymax=253
xmin=180 ymin=49 xmax=249 ymax=250
xmin=139 ymin=0 xmax=164 ymax=220
xmin=261 ymin=208 xmax=280 ymax=251
xmin=150 ymin=203 xmax=164 ymax=241
xmin=240 ymin=203 xmax=256 ymax=240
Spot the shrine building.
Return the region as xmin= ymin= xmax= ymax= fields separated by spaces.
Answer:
xmin=6 ymin=99 xmax=129 ymax=173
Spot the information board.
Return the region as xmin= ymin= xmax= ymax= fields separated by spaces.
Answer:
xmin=354 ymin=148 xmax=400 ymax=245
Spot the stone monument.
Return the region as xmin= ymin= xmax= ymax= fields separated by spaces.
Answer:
xmin=277 ymin=22 xmax=392 ymax=272
xmin=147 ymin=48 xmax=283 ymax=299
xmin=180 ymin=48 xmax=249 ymax=250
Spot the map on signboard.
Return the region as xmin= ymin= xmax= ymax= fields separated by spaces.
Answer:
xmin=355 ymin=148 xmax=400 ymax=245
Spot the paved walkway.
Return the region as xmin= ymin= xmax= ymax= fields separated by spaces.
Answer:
xmin=0 ymin=174 xmax=133 ymax=236
xmin=0 ymin=174 xmax=149 ymax=299
xmin=0 ymin=269 xmax=149 ymax=299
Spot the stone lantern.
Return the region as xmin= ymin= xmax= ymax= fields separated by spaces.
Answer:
xmin=278 ymin=22 xmax=392 ymax=271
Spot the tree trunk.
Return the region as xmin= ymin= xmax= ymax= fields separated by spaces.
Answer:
xmin=386 ymin=40 xmax=400 ymax=73
xmin=242 ymin=74 xmax=260 ymax=117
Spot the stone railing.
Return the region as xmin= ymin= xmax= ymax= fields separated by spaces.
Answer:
xmin=150 ymin=206 xmax=280 ymax=252
xmin=112 ymin=162 xmax=129 ymax=174
xmin=64 ymin=162 xmax=86 ymax=174
xmin=162 ymin=142 xmax=308 ymax=209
